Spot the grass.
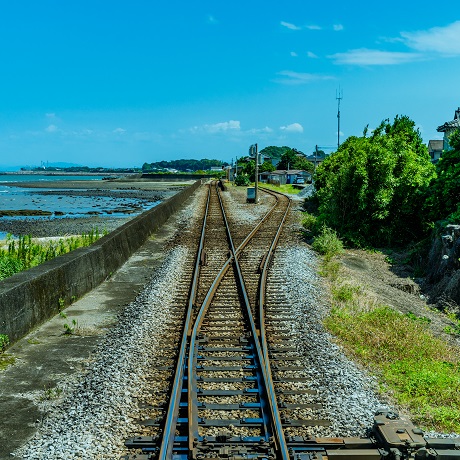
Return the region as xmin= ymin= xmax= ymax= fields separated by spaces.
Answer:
xmin=0 ymin=354 xmax=16 ymax=371
xmin=321 ymin=254 xmax=460 ymax=432
xmin=259 ymin=183 xmax=303 ymax=195
xmin=312 ymin=225 xmax=344 ymax=260
xmin=0 ymin=228 xmax=106 ymax=281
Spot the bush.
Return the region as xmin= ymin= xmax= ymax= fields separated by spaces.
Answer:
xmin=312 ymin=225 xmax=344 ymax=259
xmin=234 ymin=174 xmax=250 ymax=186
xmin=301 ymin=212 xmax=317 ymax=231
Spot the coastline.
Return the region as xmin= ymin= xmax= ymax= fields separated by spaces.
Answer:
xmin=0 ymin=178 xmax=193 ymax=238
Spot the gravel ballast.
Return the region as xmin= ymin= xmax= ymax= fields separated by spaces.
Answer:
xmin=11 ymin=186 xmax=454 ymax=458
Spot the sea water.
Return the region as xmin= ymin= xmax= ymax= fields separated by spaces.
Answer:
xmin=0 ymin=175 xmax=159 ymax=239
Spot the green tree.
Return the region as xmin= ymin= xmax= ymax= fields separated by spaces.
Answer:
xmin=259 ymin=161 xmax=275 ymax=173
xmin=315 ymin=115 xmax=435 ymax=246
xmin=427 ymin=129 xmax=460 ymax=222
xmin=259 ymin=146 xmax=291 ymax=161
xmin=277 ymin=148 xmax=309 ymax=170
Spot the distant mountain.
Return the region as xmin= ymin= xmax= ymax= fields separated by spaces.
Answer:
xmin=0 ymin=162 xmax=85 ymax=172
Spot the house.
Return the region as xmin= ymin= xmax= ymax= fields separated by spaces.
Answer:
xmin=305 ymin=151 xmax=328 ymax=169
xmin=437 ymin=107 xmax=460 ymax=151
xmin=259 ymin=169 xmax=311 ymax=185
xmin=428 ymin=139 xmax=444 ymax=163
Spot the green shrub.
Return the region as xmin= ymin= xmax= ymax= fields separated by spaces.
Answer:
xmin=312 ymin=225 xmax=344 ymax=259
xmin=0 ymin=334 xmax=9 ymax=352
xmin=301 ymin=212 xmax=317 ymax=231
xmin=234 ymin=174 xmax=250 ymax=186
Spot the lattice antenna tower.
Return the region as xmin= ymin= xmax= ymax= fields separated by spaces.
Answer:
xmin=336 ymin=87 xmax=343 ymax=149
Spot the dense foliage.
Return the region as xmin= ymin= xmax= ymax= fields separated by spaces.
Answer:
xmin=315 ymin=116 xmax=435 ymax=246
xmin=427 ymin=129 xmax=460 ymax=222
xmin=142 ymin=159 xmax=226 ymax=172
xmin=235 ymin=158 xmax=274 ymax=182
xmin=259 ymin=145 xmax=292 ymax=160
xmin=277 ymin=148 xmax=313 ymax=173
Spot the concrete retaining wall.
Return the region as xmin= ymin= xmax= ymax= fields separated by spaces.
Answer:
xmin=0 ymin=180 xmax=203 ymax=344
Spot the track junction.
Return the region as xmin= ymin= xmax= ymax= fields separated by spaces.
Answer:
xmin=121 ymin=182 xmax=460 ymax=460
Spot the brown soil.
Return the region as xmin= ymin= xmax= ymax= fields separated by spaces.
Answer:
xmin=340 ymin=248 xmax=460 ymax=346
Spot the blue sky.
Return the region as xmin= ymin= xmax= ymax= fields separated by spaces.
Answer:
xmin=1 ymin=1 xmax=459 ymax=169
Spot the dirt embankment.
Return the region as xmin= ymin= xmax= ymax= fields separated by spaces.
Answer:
xmin=340 ymin=248 xmax=460 ymax=346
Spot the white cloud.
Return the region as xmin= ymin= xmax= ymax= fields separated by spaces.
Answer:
xmin=307 ymin=51 xmax=318 ymax=58
xmin=290 ymin=51 xmax=298 ymax=57
xmin=333 ymin=24 xmax=344 ymax=31
xmin=306 ymin=25 xmax=321 ymax=30
xmin=328 ymin=48 xmax=422 ymax=65
xmin=113 ymin=128 xmax=126 ymax=134
xmin=275 ymin=70 xmax=334 ymax=84
xmin=191 ymin=120 xmax=241 ymax=134
xmin=281 ymin=21 xmax=301 ymax=30
xmin=45 ymin=124 xmax=58 ymax=133
xmin=207 ymin=15 xmax=218 ymax=24
xmin=401 ymin=21 xmax=460 ymax=55
xmin=248 ymin=126 xmax=273 ymax=134
xmin=280 ymin=123 xmax=304 ymax=133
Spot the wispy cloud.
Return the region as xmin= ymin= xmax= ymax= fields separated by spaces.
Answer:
xmin=281 ymin=21 xmax=301 ymax=30
xmin=248 ymin=126 xmax=273 ymax=134
xmin=333 ymin=24 xmax=344 ymax=31
xmin=401 ymin=20 xmax=460 ymax=55
xmin=46 ymin=113 xmax=57 ymax=119
xmin=306 ymin=25 xmax=321 ymax=30
xmin=207 ymin=15 xmax=218 ymax=25
xmin=307 ymin=51 xmax=318 ymax=58
xmin=328 ymin=48 xmax=422 ymax=65
xmin=280 ymin=123 xmax=303 ymax=133
xmin=275 ymin=70 xmax=334 ymax=84
xmin=191 ymin=120 xmax=241 ymax=134
xmin=113 ymin=128 xmax=126 ymax=134
xmin=290 ymin=51 xmax=298 ymax=57
xmin=45 ymin=124 xmax=58 ymax=133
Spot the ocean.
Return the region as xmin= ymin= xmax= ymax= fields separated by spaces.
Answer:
xmin=0 ymin=175 xmax=160 ymax=239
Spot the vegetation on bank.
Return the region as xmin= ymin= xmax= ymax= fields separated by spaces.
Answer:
xmin=316 ymin=250 xmax=460 ymax=432
xmin=0 ymin=229 xmax=106 ymax=281
xmin=259 ymin=183 xmax=303 ymax=195
xmin=301 ymin=117 xmax=460 ymax=431
xmin=312 ymin=116 xmax=460 ymax=248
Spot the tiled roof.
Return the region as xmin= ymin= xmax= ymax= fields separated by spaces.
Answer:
xmin=428 ymin=140 xmax=443 ymax=150
xmin=437 ymin=107 xmax=460 ymax=132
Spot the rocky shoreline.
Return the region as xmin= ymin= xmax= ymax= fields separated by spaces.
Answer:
xmin=0 ymin=215 xmax=133 ymax=238
xmin=0 ymin=179 xmax=189 ymax=238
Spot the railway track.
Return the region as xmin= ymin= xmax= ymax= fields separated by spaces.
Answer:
xmin=123 ymin=182 xmax=460 ymax=460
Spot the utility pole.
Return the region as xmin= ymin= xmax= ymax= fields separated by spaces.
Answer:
xmin=336 ymin=87 xmax=343 ymax=150
xmin=254 ymin=143 xmax=259 ymax=203
xmin=315 ymin=145 xmax=318 ymax=174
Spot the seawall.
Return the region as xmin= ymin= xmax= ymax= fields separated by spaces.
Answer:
xmin=0 ymin=180 xmax=203 ymax=345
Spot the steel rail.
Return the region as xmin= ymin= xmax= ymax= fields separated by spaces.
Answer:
xmin=258 ymin=190 xmax=292 ymax=459
xmin=186 ymin=185 xmax=290 ymax=459
xmin=157 ymin=183 xmax=211 ymax=460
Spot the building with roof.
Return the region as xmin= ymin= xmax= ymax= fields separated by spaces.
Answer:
xmin=259 ymin=169 xmax=311 ymax=185
xmin=428 ymin=139 xmax=444 ymax=163
xmin=437 ymin=107 xmax=460 ymax=151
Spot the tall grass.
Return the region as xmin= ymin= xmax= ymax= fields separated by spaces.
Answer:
xmin=312 ymin=225 xmax=344 ymax=260
xmin=323 ymin=260 xmax=460 ymax=432
xmin=0 ymin=229 xmax=106 ymax=281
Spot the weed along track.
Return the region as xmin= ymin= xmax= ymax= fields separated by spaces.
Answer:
xmin=121 ymin=182 xmax=460 ymax=460
xmin=8 ymin=182 xmax=460 ymax=459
